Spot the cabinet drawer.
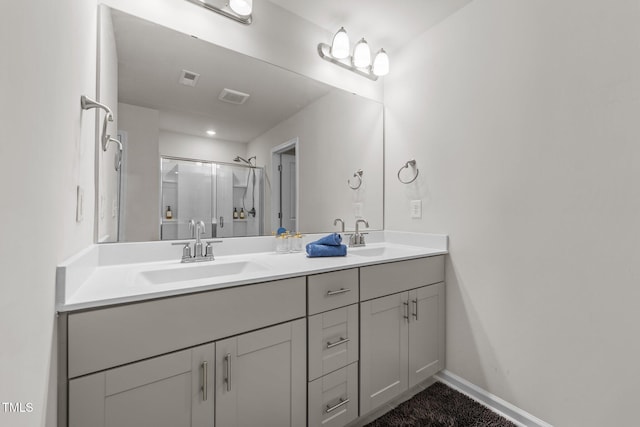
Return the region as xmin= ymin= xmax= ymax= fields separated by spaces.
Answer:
xmin=308 ymin=304 xmax=358 ymax=381
xmin=360 ymin=256 xmax=444 ymax=301
xmin=68 ymin=277 xmax=305 ymax=378
xmin=308 ymin=269 xmax=358 ymax=315
xmin=308 ymin=363 xmax=358 ymax=427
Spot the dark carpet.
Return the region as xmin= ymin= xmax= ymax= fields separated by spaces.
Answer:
xmin=365 ymin=382 xmax=517 ymax=427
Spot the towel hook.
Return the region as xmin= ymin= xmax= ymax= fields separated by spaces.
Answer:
xmin=348 ymin=169 xmax=363 ymax=190
xmin=81 ymin=95 xmax=116 ymax=153
xmin=397 ymin=159 xmax=419 ymax=184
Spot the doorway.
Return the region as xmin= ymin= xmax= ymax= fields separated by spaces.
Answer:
xmin=271 ymin=138 xmax=299 ymax=233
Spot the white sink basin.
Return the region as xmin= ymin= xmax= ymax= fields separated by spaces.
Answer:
xmin=349 ymin=245 xmax=415 ymax=258
xmin=136 ymin=261 xmax=266 ymax=285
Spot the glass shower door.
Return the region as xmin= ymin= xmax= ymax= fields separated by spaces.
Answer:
xmin=160 ymin=158 xmax=213 ymax=240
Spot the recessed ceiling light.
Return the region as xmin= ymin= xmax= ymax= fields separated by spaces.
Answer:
xmin=206 ymin=130 xmax=216 ymax=136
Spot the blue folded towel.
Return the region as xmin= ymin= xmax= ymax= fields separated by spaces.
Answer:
xmin=311 ymin=233 xmax=342 ymax=246
xmin=306 ymin=243 xmax=347 ymax=257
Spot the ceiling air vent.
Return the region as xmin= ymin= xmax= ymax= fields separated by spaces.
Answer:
xmin=179 ymin=69 xmax=200 ymax=87
xmin=218 ymin=88 xmax=250 ymax=105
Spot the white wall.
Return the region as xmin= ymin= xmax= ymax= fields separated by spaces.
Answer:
xmin=118 ymin=103 xmax=160 ymax=242
xmin=248 ymin=90 xmax=383 ymax=234
xmin=159 ymin=130 xmax=247 ymax=163
xmin=101 ymin=0 xmax=382 ymax=102
xmin=0 ymin=1 xmax=97 ymax=426
xmin=384 ymin=1 xmax=640 ymax=425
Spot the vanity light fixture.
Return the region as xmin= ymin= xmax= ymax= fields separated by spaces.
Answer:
xmin=185 ymin=0 xmax=252 ymax=25
xmin=318 ymin=28 xmax=389 ymax=81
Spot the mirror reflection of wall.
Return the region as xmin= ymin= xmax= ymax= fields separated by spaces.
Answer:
xmin=97 ymin=5 xmax=383 ymax=243
xmin=160 ymin=158 xmax=264 ymax=240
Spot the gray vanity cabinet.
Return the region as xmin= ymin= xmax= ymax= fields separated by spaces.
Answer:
xmin=215 ymin=319 xmax=306 ymax=427
xmin=68 ymin=343 xmax=215 ymax=427
xmin=359 ymin=257 xmax=445 ymax=416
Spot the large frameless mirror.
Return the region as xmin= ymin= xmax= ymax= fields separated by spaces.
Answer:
xmin=96 ymin=5 xmax=384 ymax=242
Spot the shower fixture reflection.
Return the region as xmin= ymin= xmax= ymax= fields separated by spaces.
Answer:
xmin=233 ymin=156 xmax=256 ymax=167
xmin=234 ymin=155 xmax=257 ymax=217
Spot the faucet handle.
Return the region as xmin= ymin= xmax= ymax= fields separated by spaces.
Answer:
xmin=204 ymin=240 xmax=222 ymax=259
xmin=171 ymin=241 xmax=193 ymax=260
xmin=182 ymin=243 xmax=192 ymax=260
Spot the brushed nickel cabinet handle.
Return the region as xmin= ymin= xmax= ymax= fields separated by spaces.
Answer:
xmin=326 ymin=288 xmax=351 ymax=296
xmin=403 ymin=301 xmax=410 ymax=322
xmin=326 ymin=337 xmax=350 ymax=349
xmin=201 ymin=361 xmax=208 ymax=401
xmin=224 ymin=353 xmax=231 ymax=392
xmin=412 ymin=299 xmax=419 ymax=320
xmin=326 ymin=397 xmax=350 ymax=413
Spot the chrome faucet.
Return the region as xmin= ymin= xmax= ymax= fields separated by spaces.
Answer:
xmin=173 ymin=220 xmax=221 ymax=263
xmin=348 ymin=219 xmax=369 ymax=247
xmin=333 ymin=218 xmax=345 ymax=233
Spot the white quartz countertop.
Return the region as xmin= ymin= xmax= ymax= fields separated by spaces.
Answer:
xmin=57 ymin=231 xmax=448 ymax=312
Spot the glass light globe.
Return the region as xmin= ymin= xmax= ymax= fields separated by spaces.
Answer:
xmin=229 ymin=0 xmax=252 ymax=16
xmin=352 ymin=38 xmax=371 ymax=68
xmin=331 ymin=27 xmax=350 ymax=59
xmin=372 ymin=49 xmax=389 ymax=76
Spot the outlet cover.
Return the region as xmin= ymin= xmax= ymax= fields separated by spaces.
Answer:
xmin=76 ymin=186 xmax=84 ymax=223
xmin=410 ymin=200 xmax=422 ymax=219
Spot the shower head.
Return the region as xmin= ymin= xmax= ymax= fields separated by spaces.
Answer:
xmin=233 ymin=156 xmax=256 ymax=166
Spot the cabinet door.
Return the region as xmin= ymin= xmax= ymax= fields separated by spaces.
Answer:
xmin=359 ymin=292 xmax=409 ymax=415
xmin=408 ymin=283 xmax=446 ymax=388
xmin=68 ymin=343 xmax=214 ymax=427
xmin=216 ymin=319 xmax=306 ymax=427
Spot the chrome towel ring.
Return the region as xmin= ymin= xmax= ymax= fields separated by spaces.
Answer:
xmin=348 ymin=169 xmax=363 ymax=190
xmin=397 ymin=159 xmax=419 ymax=184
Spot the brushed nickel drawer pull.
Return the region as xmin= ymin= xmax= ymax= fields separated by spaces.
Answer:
xmin=201 ymin=361 xmax=208 ymax=401
xmin=326 ymin=397 xmax=350 ymax=413
xmin=326 ymin=288 xmax=351 ymax=296
xmin=326 ymin=337 xmax=350 ymax=349
xmin=403 ymin=301 xmax=410 ymax=322
xmin=224 ymin=353 xmax=231 ymax=392
xmin=412 ymin=299 xmax=419 ymax=320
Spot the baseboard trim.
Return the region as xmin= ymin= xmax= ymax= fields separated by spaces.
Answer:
xmin=434 ymin=370 xmax=553 ymax=427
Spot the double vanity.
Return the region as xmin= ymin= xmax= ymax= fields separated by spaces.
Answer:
xmin=57 ymin=231 xmax=447 ymax=427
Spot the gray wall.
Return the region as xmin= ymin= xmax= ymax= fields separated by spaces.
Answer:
xmin=0 ymin=1 xmax=97 ymax=426
xmin=384 ymin=1 xmax=640 ymax=425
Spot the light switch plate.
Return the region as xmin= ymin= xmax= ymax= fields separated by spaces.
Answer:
xmin=76 ymin=185 xmax=84 ymax=223
xmin=410 ymin=200 xmax=422 ymax=219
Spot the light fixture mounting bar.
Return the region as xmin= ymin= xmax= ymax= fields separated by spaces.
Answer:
xmin=185 ymin=0 xmax=252 ymax=25
xmin=317 ymin=43 xmax=378 ymax=81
